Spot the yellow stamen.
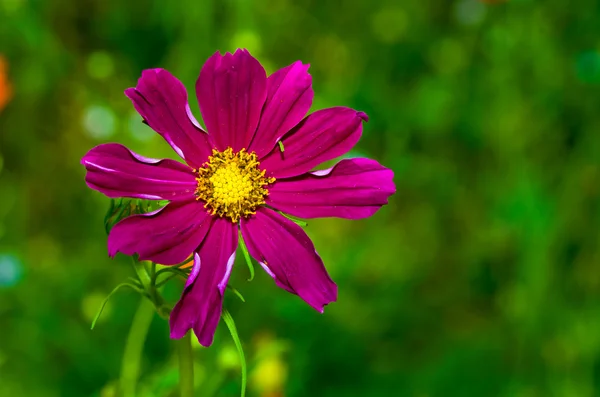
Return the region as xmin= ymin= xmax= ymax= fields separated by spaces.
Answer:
xmin=195 ymin=148 xmax=275 ymax=222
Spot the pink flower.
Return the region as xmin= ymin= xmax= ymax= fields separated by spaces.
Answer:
xmin=82 ymin=49 xmax=395 ymax=346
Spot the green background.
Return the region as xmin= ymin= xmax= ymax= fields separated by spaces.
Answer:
xmin=2 ymin=0 xmax=600 ymax=396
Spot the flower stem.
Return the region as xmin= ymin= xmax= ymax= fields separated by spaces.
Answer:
xmin=119 ymin=298 xmax=155 ymax=397
xmin=131 ymin=258 xmax=152 ymax=290
xmin=177 ymin=332 xmax=195 ymax=397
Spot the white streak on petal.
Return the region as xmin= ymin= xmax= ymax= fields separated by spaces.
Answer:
xmin=310 ymin=167 xmax=334 ymax=177
xmin=218 ymin=252 xmax=237 ymax=295
xmin=184 ymin=252 xmax=202 ymax=288
xmin=259 ymin=261 xmax=276 ymax=278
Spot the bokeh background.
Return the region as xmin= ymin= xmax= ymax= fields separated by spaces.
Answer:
xmin=2 ymin=0 xmax=600 ymax=396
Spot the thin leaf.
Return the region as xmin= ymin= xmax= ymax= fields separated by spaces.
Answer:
xmin=226 ymin=286 xmax=246 ymax=302
xmin=222 ymin=309 xmax=247 ymax=397
xmin=155 ymin=266 xmax=190 ymax=280
xmin=154 ymin=267 xmax=190 ymax=288
xmin=103 ymin=199 xmax=116 ymax=234
xmin=127 ymin=277 xmax=144 ymax=288
xmin=278 ymin=211 xmax=308 ymax=227
xmin=104 ymin=200 xmax=131 ymax=233
xmin=155 ymin=272 xmax=182 ymax=288
xmin=238 ymin=232 xmax=254 ymax=281
xmin=167 ymin=256 xmax=195 ymax=269
xmin=91 ymin=283 xmax=142 ymax=330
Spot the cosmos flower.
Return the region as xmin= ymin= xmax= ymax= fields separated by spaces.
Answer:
xmin=82 ymin=49 xmax=395 ymax=346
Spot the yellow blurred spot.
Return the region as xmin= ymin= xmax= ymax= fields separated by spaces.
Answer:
xmin=231 ymin=31 xmax=262 ymax=55
xmin=251 ymin=356 xmax=288 ymax=396
xmin=86 ymin=51 xmax=115 ymax=80
xmin=0 ymin=0 xmax=24 ymax=14
xmin=0 ymin=55 xmax=13 ymax=112
xmin=82 ymin=292 xmax=112 ymax=324
xmin=370 ymin=8 xmax=408 ymax=44
xmin=249 ymin=332 xmax=290 ymax=396
xmin=100 ymin=382 xmax=117 ymax=397
xmin=218 ymin=344 xmax=240 ymax=370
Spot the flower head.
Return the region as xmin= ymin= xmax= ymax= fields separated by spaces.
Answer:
xmin=195 ymin=148 xmax=275 ymax=222
xmin=82 ymin=49 xmax=395 ymax=346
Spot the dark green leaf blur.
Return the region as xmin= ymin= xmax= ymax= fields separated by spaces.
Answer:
xmin=1 ymin=0 xmax=600 ymax=396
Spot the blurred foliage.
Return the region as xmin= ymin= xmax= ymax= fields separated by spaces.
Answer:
xmin=2 ymin=0 xmax=600 ymax=396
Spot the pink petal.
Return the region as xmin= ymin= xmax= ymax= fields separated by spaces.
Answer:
xmin=125 ymin=69 xmax=213 ymax=168
xmin=196 ymin=49 xmax=267 ymax=152
xmin=266 ymin=158 xmax=395 ymax=219
xmin=107 ymin=201 xmax=213 ymax=265
xmin=259 ymin=107 xmax=368 ymax=178
xmin=248 ymin=61 xmax=313 ymax=158
xmin=241 ymin=207 xmax=337 ymax=312
xmin=169 ymin=218 xmax=238 ymax=346
xmin=82 ymin=143 xmax=198 ymax=201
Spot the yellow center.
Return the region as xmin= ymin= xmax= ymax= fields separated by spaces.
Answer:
xmin=195 ymin=148 xmax=275 ymax=222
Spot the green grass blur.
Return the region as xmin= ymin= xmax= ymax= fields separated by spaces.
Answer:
xmin=2 ymin=0 xmax=600 ymax=396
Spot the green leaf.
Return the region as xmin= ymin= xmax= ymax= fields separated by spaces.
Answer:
xmin=173 ymin=257 xmax=194 ymax=268
xmin=222 ymin=309 xmax=247 ymax=397
xmin=103 ymin=199 xmax=169 ymax=234
xmin=226 ymin=285 xmax=246 ymax=302
xmin=238 ymin=232 xmax=255 ymax=281
xmin=103 ymin=199 xmax=134 ymax=233
xmin=278 ymin=140 xmax=285 ymax=152
xmin=127 ymin=277 xmax=144 ymax=288
xmin=103 ymin=199 xmax=116 ymax=234
xmin=278 ymin=211 xmax=308 ymax=227
xmin=91 ymin=283 xmax=142 ymax=330
xmin=155 ymin=266 xmax=190 ymax=280
xmin=154 ymin=268 xmax=190 ymax=288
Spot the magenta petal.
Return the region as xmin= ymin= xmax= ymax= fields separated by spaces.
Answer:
xmin=266 ymin=158 xmax=395 ymax=219
xmin=107 ymin=201 xmax=213 ymax=265
xmin=259 ymin=107 xmax=367 ymax=178
xmin=125 ymin=69 xmax=213 ymax=168
xmin=248 ymin=61 xmax=313 ymax=158
xmin=82 ymin=143 xmax=198 ymax=201
xmin=241 ymin=207 xmax=337 ymax=312
xmin=169 ymin=218 xmax=238 ymax=346
xmin=196 ymin=49 xmax=268 ymax=152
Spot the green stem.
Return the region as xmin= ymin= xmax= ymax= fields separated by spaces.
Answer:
xmin=150 ymin=262 xmax=156 ymax=280
xmin=132 ymin=259 xmax=167 ymax=315
xmin=177 ymin=332 xmax=195 ymax=397
xmin=119 ymin=298 xmax=155 ymax=397
xmin=131 ymin=258 xmax=152 ymax=291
